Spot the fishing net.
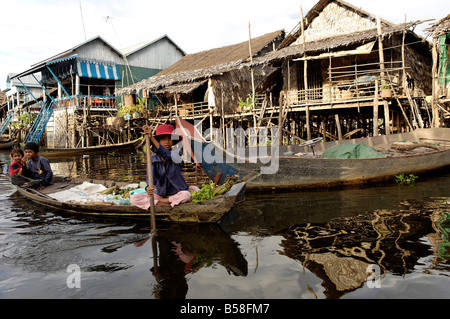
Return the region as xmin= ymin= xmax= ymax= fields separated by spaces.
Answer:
xmin=322 ymin=144 xmax=386 ymax=159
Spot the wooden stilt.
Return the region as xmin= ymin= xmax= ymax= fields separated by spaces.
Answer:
xmin=335 ymin=114 xmax=343 ymax=140
xmin=383 ymin=101 xmax=390 ymax=135
xmin=373 ymin=80 xmax=379 ymax=136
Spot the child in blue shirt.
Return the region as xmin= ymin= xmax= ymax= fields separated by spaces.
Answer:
xmin=11 ymin=142 xmax=53 ymax=189
xmin=131 ymin=124 xmax=192 ymax=208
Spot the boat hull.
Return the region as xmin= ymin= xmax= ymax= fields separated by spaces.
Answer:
xmin=40 ymin=138 xmax=142 ymax=158
xmin=177 ymin=120 xmax=450 ymax=191
xmin=14 ymin=177 xmax=246 ymax=223
xmin=0 ymin=139 xmax=17 ymax=150
xmin=227 ymin=148 xmax=450 ymax=191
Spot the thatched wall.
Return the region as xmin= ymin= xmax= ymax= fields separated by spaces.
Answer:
xmin=212 ymin=64 xmax=276 ymax=113
xmin=279 ymin=0 xmax=393 ymax=49
xmin=293 ymin=2 xmax=378 ymax=45
xmin=52 ymin=109 xmax=72 ymax=148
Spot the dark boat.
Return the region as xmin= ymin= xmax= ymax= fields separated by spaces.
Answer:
xmin=40 ymin=138 xmax=143 ymax=158
xmin=13 ymin=176 xmax=246 ymax=223
xmin=0 ymin=138 xmax=17 ymax=150
xmin=176 ymin=117 xmax=450 ymax=191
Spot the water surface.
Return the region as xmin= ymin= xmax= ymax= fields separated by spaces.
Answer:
xmin=0 ymin=150 xmax=449 ymax=299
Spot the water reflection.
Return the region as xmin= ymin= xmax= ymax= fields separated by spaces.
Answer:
xmin=140 ymin=224 xmax=248 ymax=299
xmin=49 ymin=152 xmax=148 ymax=182
xmin=430 ymin=208 xmax=450 ymax=265
xmin=279 ymin=198 xmax=450 ymax=298
xmin=1 ymin=149 xmax=450 ymax=299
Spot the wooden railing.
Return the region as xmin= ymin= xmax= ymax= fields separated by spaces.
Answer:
xmin=55 ymin=95 xmax=117 ymax=110
xmin=163 ymin=101 xmax=211 ymax=119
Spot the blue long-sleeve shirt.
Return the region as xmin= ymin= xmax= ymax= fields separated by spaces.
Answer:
xmin=149 ymin=145 xmax=189 ymax=197
xmin=22 ymin=155 xmax=53 ymax=186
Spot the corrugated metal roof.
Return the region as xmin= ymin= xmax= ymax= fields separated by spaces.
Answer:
xmin=121 ymin=34 xmax=186 ymax=57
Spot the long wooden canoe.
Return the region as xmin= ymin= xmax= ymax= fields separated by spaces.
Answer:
xmin=40 ymin=138 xmax=143 ymax=158
xmin=14 ymin=176 xmax=246 ymax=223
xmin=176 ymin=117 xmax=450 ymax=191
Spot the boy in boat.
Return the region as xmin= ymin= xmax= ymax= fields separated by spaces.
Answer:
xmin=9 ymin=148 xmax=25 ymax=176
xmin=130 ymin=124 xmax=192 ymax=208
xmin=11 ymin=142 xmax=53 ymax=189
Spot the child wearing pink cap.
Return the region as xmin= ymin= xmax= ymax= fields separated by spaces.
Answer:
xmin=130 ymin=124 xmax=193 ymax=209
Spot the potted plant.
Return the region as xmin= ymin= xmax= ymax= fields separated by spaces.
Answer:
xmin=238 ymin=94 xmax=253 ymax=112
xmin=117 ymin=97 xmax=147 ymax=119
xmin=381 ymin=84 xmax=392 ymax=99
xmin=134 ymin=97 xmax=147 ymax=118
xmin=118 ymin=104 xmax=133 ymax=118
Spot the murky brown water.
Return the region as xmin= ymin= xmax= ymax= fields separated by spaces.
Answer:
xmin=0 ymin=149 xmax=449 ymax=300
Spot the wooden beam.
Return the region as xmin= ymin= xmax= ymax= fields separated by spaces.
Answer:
xmin=248 ymin=22 xmax=256 ymax=127
xmin=335 ymin=114 xmax=343 ymax=140
xmin=431 ymin=36 xmax=440 ymax=128
xmin=300 ymin=6 xmax=311 ymax=140
xmin=383 ymin=101 xmax=390 ymax=135
xmin=373 ymin=80 xmax=379 ymax=136
xmin=377 ymin=16 xmax=386 ymax=84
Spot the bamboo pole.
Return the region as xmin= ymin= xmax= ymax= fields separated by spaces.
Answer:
xmin=248 ymin=22 xmax=256 ymax=128
xmin=383 ymin=101 xmax=390 ymax=134
xmin=300 ymin=6 xmax=311 ymax=140
xmin=145 ymin=133 xmax=156 ymax=234
xmin=402 ymin=15 xmax=407 ymax=95
xmin=335 ymin=114 xmax=342 ymax=140
xmin=377 ymin=16 xmax=386 ymax=84
xmin=431 ymin=36 xmax=440 ymax=128
xmin=373 ymin=80 xmax=379 ymax=136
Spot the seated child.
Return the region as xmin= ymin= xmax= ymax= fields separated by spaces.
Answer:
xmin=130 ymin=124 xmax=192 ymax=208
xmin=11 ymin=142 xmax=53 ymax=189
xmin=10 ymin=148 xmax=25 ymax=176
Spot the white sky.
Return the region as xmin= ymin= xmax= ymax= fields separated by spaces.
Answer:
xmin=0 ymin=0 xmax=447 ymax=91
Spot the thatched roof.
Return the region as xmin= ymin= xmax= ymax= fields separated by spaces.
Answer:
xmin=425 ymin=14 xmax=450 ymax=37
xmin=279 ymin=0 xmax=394 ymax=49
xmin=117 ymin=30 xmax=284 ymax=94
xmin=250 ymin=20 xmax=427 ymax=66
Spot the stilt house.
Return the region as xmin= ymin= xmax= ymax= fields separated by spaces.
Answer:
xmin=250 ymin=0 xmax=434 ymax=142
xmin=5 ymin=35 xmax=184 ymax=147
xmin=425 ymin=14 xmax=450 ymax=126
xmin=118 ymin=30 xmax=285 ymax=124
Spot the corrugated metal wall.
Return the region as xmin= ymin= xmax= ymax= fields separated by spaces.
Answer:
xmin=126 ymin=37 xmax=185 ymax=70
xmin=74 ymin=39 xmax=124 ymax=64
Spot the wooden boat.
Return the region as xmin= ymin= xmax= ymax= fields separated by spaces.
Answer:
xmin=176 ymin=117 xmax=450 ymax=191
xmin=14 ymin=176 xmax=246 ymax=223
xmin=0 ymin=138 xmax=17 ymax=150
xmin=40 ymin=138 xmax=143 ymax=158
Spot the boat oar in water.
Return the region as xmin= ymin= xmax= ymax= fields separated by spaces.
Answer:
xmin=145 ymin=132 xmax=157 ymax=235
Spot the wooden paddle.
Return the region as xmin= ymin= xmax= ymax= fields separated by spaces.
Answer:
xmin=145 ymin=132 xmax=157 ymax=235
